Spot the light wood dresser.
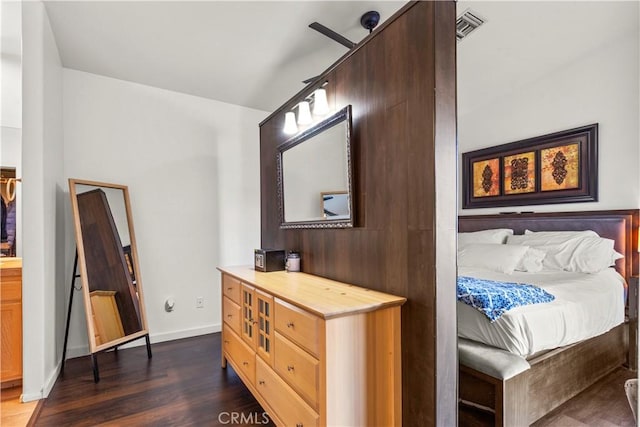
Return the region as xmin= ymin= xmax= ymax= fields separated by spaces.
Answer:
xmin=218 ymin=266 xmax=406 ymax=427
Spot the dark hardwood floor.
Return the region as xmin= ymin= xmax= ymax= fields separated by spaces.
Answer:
xmin=35 ymin=334 xmax=274 ymax=426
xmin=532 ymin=367 xmax=636 ymax=427
xmin=37 ymin=333 xmax=636 ymax=426
xmin=460 ymin=367 xmax=637 ymax=427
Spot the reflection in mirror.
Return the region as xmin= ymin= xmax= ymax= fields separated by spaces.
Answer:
xmin=278 ymin=105 xmax=354 ymax=228
xmin=321 ymin=191 xmax=350 ymax=220
xmin=69 ymin=179 xmax=148 ymax=353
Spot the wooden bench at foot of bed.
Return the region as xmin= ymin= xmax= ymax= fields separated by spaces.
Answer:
xmin=459 ymin=324 xmax=628 ymax=426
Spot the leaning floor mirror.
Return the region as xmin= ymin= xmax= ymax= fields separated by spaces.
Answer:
xmin=67 ymin=179 xmax=151 ymax=381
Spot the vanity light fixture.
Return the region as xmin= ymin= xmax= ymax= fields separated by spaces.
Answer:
xmin=283 ymin=112 xmax=298 ymax=135
xmin=312 ymin=88 xmax=329 ymax=116
xmin=297 ymin=101 xmax=313 ymax=125
xmin=282 ymin=82 xmax=331 ymax=134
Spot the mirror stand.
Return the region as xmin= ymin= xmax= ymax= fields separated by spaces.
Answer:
xmin=61 ymin=250 xmax=152 ymax=383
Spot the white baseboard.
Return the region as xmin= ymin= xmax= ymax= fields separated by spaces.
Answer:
xmin=66 ymin=344 xmax=90 ymax=359
xmin=21 ymin=390 xmax=43 ymax=403
xmin=21 ymin=360 xmax=62 ymax=402
xmin=118 ymin=322 xmax=222 ymax=349
xmin=65 ymin=323 xmax=222 ymax=356
xmin=43 ymin=360 xmax=62 ymax=397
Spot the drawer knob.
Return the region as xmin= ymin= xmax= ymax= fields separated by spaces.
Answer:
xmin=227 ymin=287 xmax=233 ymax=291
xmin=227 ymin=314 xmax=233 ymax=318
xmin=296 ymin=424 xmax=303 ymax=427
xmin=287 ymin=322 xmax=295 ymax=328
xmin=259 ymin=380 xmax=265 ymax=385
xmin=223 ymin=340 xmax=230 ymax=344
xmin=287 ymin=365 xmax=295 ymax=372
xmin=243 ymin=361 xmax=249 ymax=366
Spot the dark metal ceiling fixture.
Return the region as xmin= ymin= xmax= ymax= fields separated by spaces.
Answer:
xmin=304 ymin=11 xmax=381 ymax=84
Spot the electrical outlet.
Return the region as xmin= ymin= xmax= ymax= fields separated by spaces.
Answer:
xmin=196 ymin=297 xmax=204 ymax=308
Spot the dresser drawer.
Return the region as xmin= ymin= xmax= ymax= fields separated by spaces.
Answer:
xmin=275 ymin=299 xmax=320 ymax=357
xmin=223 ymin=325 xmax=255 ymax=386
xmin=255 ymin=357 xmax=319 ymax=427
xmin=223 ymin=296 xmax=241 ymax=336
xmin=222 ymin=274 xmax=241 ymax=305
xmin=274 ymin=331 xmax=319 ymax=410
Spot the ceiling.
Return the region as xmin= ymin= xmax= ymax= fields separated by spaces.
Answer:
xmin=457 ymin=1 xmax=639 ymax=117
xmin=42 ymin=1 xmax=639 ymax=114
xmin=43 ymin=1 xmax=405 ymax=112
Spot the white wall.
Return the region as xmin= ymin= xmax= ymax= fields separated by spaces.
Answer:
xmin=1 ymin=0 xmax=23 ymax=257
xmin=63 ymin=69 xmax=267 ymax=356
xmin=459 ymin=28 xmax=640 ymax=214
xmin=1 ymin=0 xmax=22 ymax=129
xmin=21 ymin=1 xmax=65 ymax=401
xmin=1 ymin=55 xmax=21 ymax=128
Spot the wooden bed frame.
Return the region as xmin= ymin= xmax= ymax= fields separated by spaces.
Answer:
xmin=458 ymin=209 xmax=639 ymax=426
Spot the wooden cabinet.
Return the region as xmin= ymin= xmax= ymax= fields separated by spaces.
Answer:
xmin=255 ymin=289 xmax=274 ymax=367
xmin=219 ymin=266 xmax=406 ymax=427
xmin=1 ymin=259 xmax=22 ymax=385
xmin=240 ymin=284 xmax=257 ymax=350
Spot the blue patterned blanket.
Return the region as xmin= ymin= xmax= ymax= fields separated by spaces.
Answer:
xmin=457 ymin=276 xmax=555 ymax=322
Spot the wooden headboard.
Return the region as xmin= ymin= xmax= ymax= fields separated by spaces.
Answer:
xmin=459 ymin=209 xmax=639 ymax=282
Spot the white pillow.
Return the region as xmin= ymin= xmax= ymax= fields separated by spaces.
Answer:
xmin=515 ymin=247 xmax=546 ymax=273
xmin=611 ymin=250 xmax=625 ymax=265
xmin=507 ymin=233 xmax=622 ymax=273
xmin=568 ymin=237 xmax=621 ymax=274
xmin=524 ymin=229 xmax=599 ymax=237
xmin=507 ymin=233 xmax=590 ymax=271
xmin=458 ymin=229 xmax=514 ymax=249
xmin=458 ymin=243 xmax=529 ymax=274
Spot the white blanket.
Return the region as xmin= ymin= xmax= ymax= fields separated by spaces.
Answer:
xmin=457 ymin=267 xmax=625 ymax=357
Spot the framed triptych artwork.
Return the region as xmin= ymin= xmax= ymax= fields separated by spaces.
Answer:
xmin=462 ymin=124 xmax=598 ymax=209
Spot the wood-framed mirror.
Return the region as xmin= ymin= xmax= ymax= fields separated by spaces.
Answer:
xmin=68 ymin=179 xmax=150 ymax=355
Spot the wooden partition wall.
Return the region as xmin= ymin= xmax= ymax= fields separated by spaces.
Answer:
xmin=259 ymin=2 xmax=457 ymax=425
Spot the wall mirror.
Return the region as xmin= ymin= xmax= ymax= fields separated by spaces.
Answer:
xmin=68 ymin=179 xmax=149 ymax=355
xmin=277 ymin=105 xmax=354 ymax=228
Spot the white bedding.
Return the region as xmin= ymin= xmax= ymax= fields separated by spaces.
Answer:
xmin=457 ymin=267 xmax=625 ymax=357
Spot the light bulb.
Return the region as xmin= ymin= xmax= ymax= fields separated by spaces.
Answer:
xmin=283 ymin=112 xmax=298 ymax=134
xmin=297 ymin=101 xmax=312 ymax=125
xmin=313 ymin=88 xmax=329 ymax=116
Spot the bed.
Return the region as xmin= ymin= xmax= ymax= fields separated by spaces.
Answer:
xmin=458 ymin=209 xmax=639 ymax=426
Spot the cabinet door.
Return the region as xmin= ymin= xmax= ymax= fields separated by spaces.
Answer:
xmin=256 ymin=289 xmax=274 ymax=366
xmin=240 ymin=283 xmax=257 ymax=349
xmin=1 ymin=301 xmax=22 ymax=382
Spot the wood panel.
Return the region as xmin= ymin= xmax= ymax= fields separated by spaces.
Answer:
xmin=526 ymin=324 xmax=627 ymax=423
xmin=258 ymin=2 xmax=457 ymax=424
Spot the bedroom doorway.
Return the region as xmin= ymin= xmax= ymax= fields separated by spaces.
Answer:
xmin=456 ymin=1 xmax=639 ymax=425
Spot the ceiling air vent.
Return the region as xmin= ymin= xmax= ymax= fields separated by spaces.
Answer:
xmin=456 ymin=9 xmax=485 ymax=42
